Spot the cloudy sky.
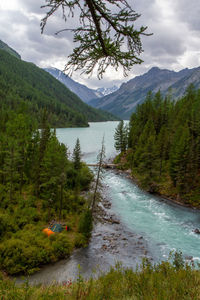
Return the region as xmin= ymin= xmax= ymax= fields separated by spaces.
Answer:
xmin=0 ymin=0 xmax=200 ymax=89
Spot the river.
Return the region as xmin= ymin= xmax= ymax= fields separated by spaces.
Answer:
xmin=19 ymin=121 xmax=200 ymax=284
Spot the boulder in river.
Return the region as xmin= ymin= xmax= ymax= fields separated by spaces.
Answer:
xmin=193 ymin=228 xmax=200 ymax=234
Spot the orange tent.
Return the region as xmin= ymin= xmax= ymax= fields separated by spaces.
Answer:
xmin=43 ymin=228 xmax=55 ymax=236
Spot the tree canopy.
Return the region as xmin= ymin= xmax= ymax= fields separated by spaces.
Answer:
xmin=41 ymin=0 xmax=151 ymax=78
xmin=126 ymin=86 xmax=200 ymax=206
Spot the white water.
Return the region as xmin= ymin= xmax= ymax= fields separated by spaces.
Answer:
xmin=57 ymin=121 xmax=200 ymax=263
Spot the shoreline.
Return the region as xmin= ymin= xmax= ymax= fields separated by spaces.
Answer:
xmin=112 ymin=166 xmax=200 ymax=211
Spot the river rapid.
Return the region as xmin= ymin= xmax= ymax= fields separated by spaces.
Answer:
xmin=18 ymin=121 xmax=200 ymax=284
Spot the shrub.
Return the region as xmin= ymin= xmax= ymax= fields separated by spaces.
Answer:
xmin=0 ymin=213 xmax=17 ymax=238
xmin=78 ymin=165 xmax=93 ymax=191
xmin=78 ymin=209 xmax=93 ymax=239
xmin=74 ymin=233 xmax=87 ymax=248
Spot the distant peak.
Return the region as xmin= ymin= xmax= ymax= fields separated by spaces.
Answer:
xmin=148 ymin=67 xmax=161 ymax=73
xmin=46 ymin=67 xmax=59 ymax=71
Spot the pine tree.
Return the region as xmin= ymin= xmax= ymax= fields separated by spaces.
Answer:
xmin=114 ymin=120 xmax=128 ymax=153
xmin=157 ymin=126 xmax=169 ymax=177
xmin=35 ymin=110 xmax=50 ymax=196
xmin=40 ymin=133 xmax=67 ymax=203
xmin=169 ymin=127 xmax=190 ymax=192
xmin=73 ymin=138 xmax=81 ymax=170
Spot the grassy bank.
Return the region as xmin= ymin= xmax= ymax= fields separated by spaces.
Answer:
xmin=1 ymin=253 xmax=200 ymax=299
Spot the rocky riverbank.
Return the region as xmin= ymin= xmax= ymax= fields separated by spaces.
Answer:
xmin=112 ymin=163 xmax=200 ymax=210
xmin=92 ymin=185 xmax=151 ymax=263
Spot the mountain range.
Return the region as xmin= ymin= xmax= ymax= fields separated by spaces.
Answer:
xmin=44 ymin=67 xmax=119 ymax=103
xmin=2 ymin=38 xmax=200 ymax=122
xmin=89 ymin=66 xmax=200 ymax=119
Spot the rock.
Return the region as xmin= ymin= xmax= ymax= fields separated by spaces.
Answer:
xmin=137 ymin=241 xmax=143 ymax=245
xmin=148 ymin=183 xmax=159 ymax=194
xmin=110 ymin=217 xmax=120 ymax=224
xmin=193 ymin=228 xmax=200 ymax=234
xmin=94 ymin=233 xmax=102 ymax=237
xmin=185 ymin=256 xmax=193 ymax=260
xmin=102 ymin=244 xmax=107 ymax=250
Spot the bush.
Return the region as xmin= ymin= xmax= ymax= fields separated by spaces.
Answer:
xmin=78 ymin=165 xmax=93 ymax=190
xmin=52 ymin=234 xmax=72 ymax=258
xmin=78 ymin=209 xmax=93 ymax=239
xmin=74 ymin=233 xmax=87 ymax=248
xmin=0 ymin=213 xmax=17 ymax=238
xmin=0 ymin=225 xmax=74 ymax=275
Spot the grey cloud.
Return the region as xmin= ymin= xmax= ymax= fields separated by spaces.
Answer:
xmin=0 ymin=8 xmax=73 ymax=67
xmin=17 ymin=0 xmax=44 ymax=15
xmin=143 ymin=27 xmax=186 ymax=57
xmin=172 ymin=0 xmax=200 ymax=31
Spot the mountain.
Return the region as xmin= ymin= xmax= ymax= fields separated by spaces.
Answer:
xmin=44 ymin=67 xmax=103 ymax=103
xmin=89 ymin=66 xmax=200 ymax=119
xmin=0 ymin=40 xmax=21 ymax=59
xmin=96 ymin=86 xmax=119 ymax=96
xmin=0 ymin=49 xmax=118 ymax=128
xmin=44 ymin=67 xmax=119 ymax=103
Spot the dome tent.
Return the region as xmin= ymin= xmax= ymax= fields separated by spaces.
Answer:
xmin=50 ymin=223 xmax=63 ymax=233
xmin=43 ymin=223 xmax=63 ymax=236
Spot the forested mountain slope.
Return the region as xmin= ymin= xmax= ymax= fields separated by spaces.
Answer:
xmin=0 ymin=39 xmax=21 ymax=59
xmin=89 ymin=66 xmax=200 ymax=119
xmin=0 ymin=49 xmax=117 ymax=127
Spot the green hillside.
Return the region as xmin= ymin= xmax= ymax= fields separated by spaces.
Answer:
xmin=0 ymin=40 xmax=21 ymax=59
xmin=0 ymin=49 xmax=118 ymax=128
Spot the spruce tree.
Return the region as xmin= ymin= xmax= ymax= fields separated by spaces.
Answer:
xmin=114 ymin=120 xmax=128 ymax=153
xmin=73 ymin=138 xmax=81 ymax=170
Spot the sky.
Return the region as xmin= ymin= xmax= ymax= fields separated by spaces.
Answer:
xmin=0 ymin=0 xmax=200 ymax=89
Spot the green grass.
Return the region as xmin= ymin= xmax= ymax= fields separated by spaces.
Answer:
xmin=1 ymin=254 xmax=200 ymax=299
